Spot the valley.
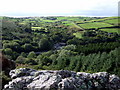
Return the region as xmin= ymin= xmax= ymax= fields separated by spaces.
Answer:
xmin=1 ymin=16 xmax=120 ymax=89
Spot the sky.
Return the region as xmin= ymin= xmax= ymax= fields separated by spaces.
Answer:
xmin=0 ymin=0 xmax=119 ymax=17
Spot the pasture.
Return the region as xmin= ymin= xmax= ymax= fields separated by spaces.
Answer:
xmin=100 ymin=28 xmax=120 ymax=34
xmin=78 ymin=22 xmax=113 ymax=29
xmin=104 ymin=19 xmax=118 ymax=25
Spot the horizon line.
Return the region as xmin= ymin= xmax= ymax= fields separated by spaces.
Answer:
xmin=0 ymin=15 xmax=119 ymax=18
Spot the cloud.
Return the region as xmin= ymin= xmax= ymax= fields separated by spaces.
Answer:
xmin=0 ymin=0 xmax=119 ymax=17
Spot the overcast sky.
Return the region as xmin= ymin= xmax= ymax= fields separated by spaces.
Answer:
xmin=0 ymin=0 xmax=119 ymax=17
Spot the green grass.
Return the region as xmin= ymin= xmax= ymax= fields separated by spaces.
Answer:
xmin=57 ymin=17 xmax=79 ymax=21
xmin=100 ymin=28 xmax=120 ymax=34
xmin=41 ymin=19 xmax=56 ymax=22
xmin=57 ymin=16 xmax=96 ymax=22
xmin=88 ymin=17 xmax=118 ymax=22
xmin=62 ymin=21 xmax=74 ymax=26
xmin=79 ymin=22 xmax=113 ymax=29
xmin=32 ymin=27 xmax=44 ymax=31
xmin=19 ymin=22 xmax=26 ymax=25
xmin=32 ymin=27 xmax=46 ymax=30
xmin=32 ymin=27 xmax=48 ymax=32
xmin=73 ymin=32 xmax=83 ymax=38
xmin=104 ymin=19 xmax=118 ymax=25
xmin=40 ymin=18 xmax=57 ymax=22
xmin=61 ymin=21 xmax=83 ymax=30
xmin=32 ymin=27 xmax=43 ymax=29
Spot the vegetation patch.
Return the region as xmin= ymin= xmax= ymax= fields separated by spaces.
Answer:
xmin=104 ymin=19 xmax=119 ymax=25
xmin=87 ymin=17 xmax=118 ymax=22
xmin=73 ymin=32 xmax=83 ymax=38
xmin=62 ymin=21 xmax=74 ymax=26
xmin=31 ymin=27 xmax=47 ymax=32
xmin=100 ymin=28 xmax=120 ymax=34
xmin=32 ymin=27 xmax=43 ymax=29
xmin=79 ymin=22 xmax=113 ymax=29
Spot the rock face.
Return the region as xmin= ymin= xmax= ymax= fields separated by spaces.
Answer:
xmin=4 ymin=68 xmax=120 ymax=90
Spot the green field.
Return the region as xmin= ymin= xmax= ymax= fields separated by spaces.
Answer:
xmin=57 ymin=17 xmax=81 ymax=21
xmin=31 ymin=27 xmax=47 ymax=31
xmin=78 ymin=22 xmax=113 ymax=29
xmin=87 ymin=17 xmax=118 ymax=22
xmin=32 ymin=27 xmax=43 ymax=29
xmin=40 ymin=19 xmax=57 ymax=22
xmin=100 ymin=28 xmax=120 ymax=34
xmin=19 ymin=22 xmax=26 ymax=25
xmin=57 ymin=16 xmax=96 ymax=22
xmin=104 ymin=19 xmax=118 ymax=25
xmin=62 ymin=21 xmax=74 ymax=26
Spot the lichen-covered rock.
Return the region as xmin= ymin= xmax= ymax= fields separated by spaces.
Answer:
xmin=3 ymin=68 xmax=120 ymax=90
xmin=9 ymin=68 xmax=37 ymax=79
xmin=109 ymin=74 xmax=120 ymax=89
xmin=28 ymin=73 xmax=62 ymax=89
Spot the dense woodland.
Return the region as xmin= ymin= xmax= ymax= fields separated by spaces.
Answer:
xmin=1 ymin=16 xmax=120 ymax=78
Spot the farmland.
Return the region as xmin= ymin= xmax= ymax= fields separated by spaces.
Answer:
xmin=31 ymin=27 xmax=46 ymax=30
xmin=100 ymin=28 xmax=120 ymax=34
xmin=78 ymin=22 xmax=113 ymax=29
xmin=104 ymin=19 xmax=118 ymax=25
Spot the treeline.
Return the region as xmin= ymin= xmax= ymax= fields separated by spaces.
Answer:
xmin=52 ymin=47 xmax=120 ymax=76
xmin=76 ymin=42 xmax=120 ymax=55
xmin=15 ymin=45 xmax=120 ymax=76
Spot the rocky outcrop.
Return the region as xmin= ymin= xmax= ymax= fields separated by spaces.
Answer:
xmin=4 ymin=68 xmax=120 ymax=90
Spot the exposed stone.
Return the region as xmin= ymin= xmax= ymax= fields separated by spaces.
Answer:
xmin=109 ymin=74 xmax=120 ymax=89
xmin=9 ymin=68 xmax=37 ymax=79
xmin=3 ymin=68 xmax=120 ymax=90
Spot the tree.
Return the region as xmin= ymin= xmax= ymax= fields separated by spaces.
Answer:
xmin=37 ymin=55 xmax=52 ymax=66
xmin=16 ymin=56 xmax=26 ymax=64
xmin=69 ymin=57 xmax=78 ymax=70
xmin=3 ymin=42 xmax=22 ymax=52
xmin=57 ymin=57 xmax=70 ymax=70
xmin=24 ymin=58 xmax=37 ymax=65
xmin=22 ymin=43 xmax=34 ymax=52
xmin=11 ymin=42 xmax=22 ymax=52
xmin=3 ymin=48 xmax=12 ymax=55
xmin=20 ymin=52 xmax=27 ymax=57
xmin=75 ymin=59 xmax=82 ymax=72
xmin=3 ymin=43 xmax=10 ymax=49
xmin=27 ymin=51 xmax=36 ymax=59
xmin=38 ymin=38 xmax=53 ymax=50
xmin=62 ymin=44 xmax=76 ymax=51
